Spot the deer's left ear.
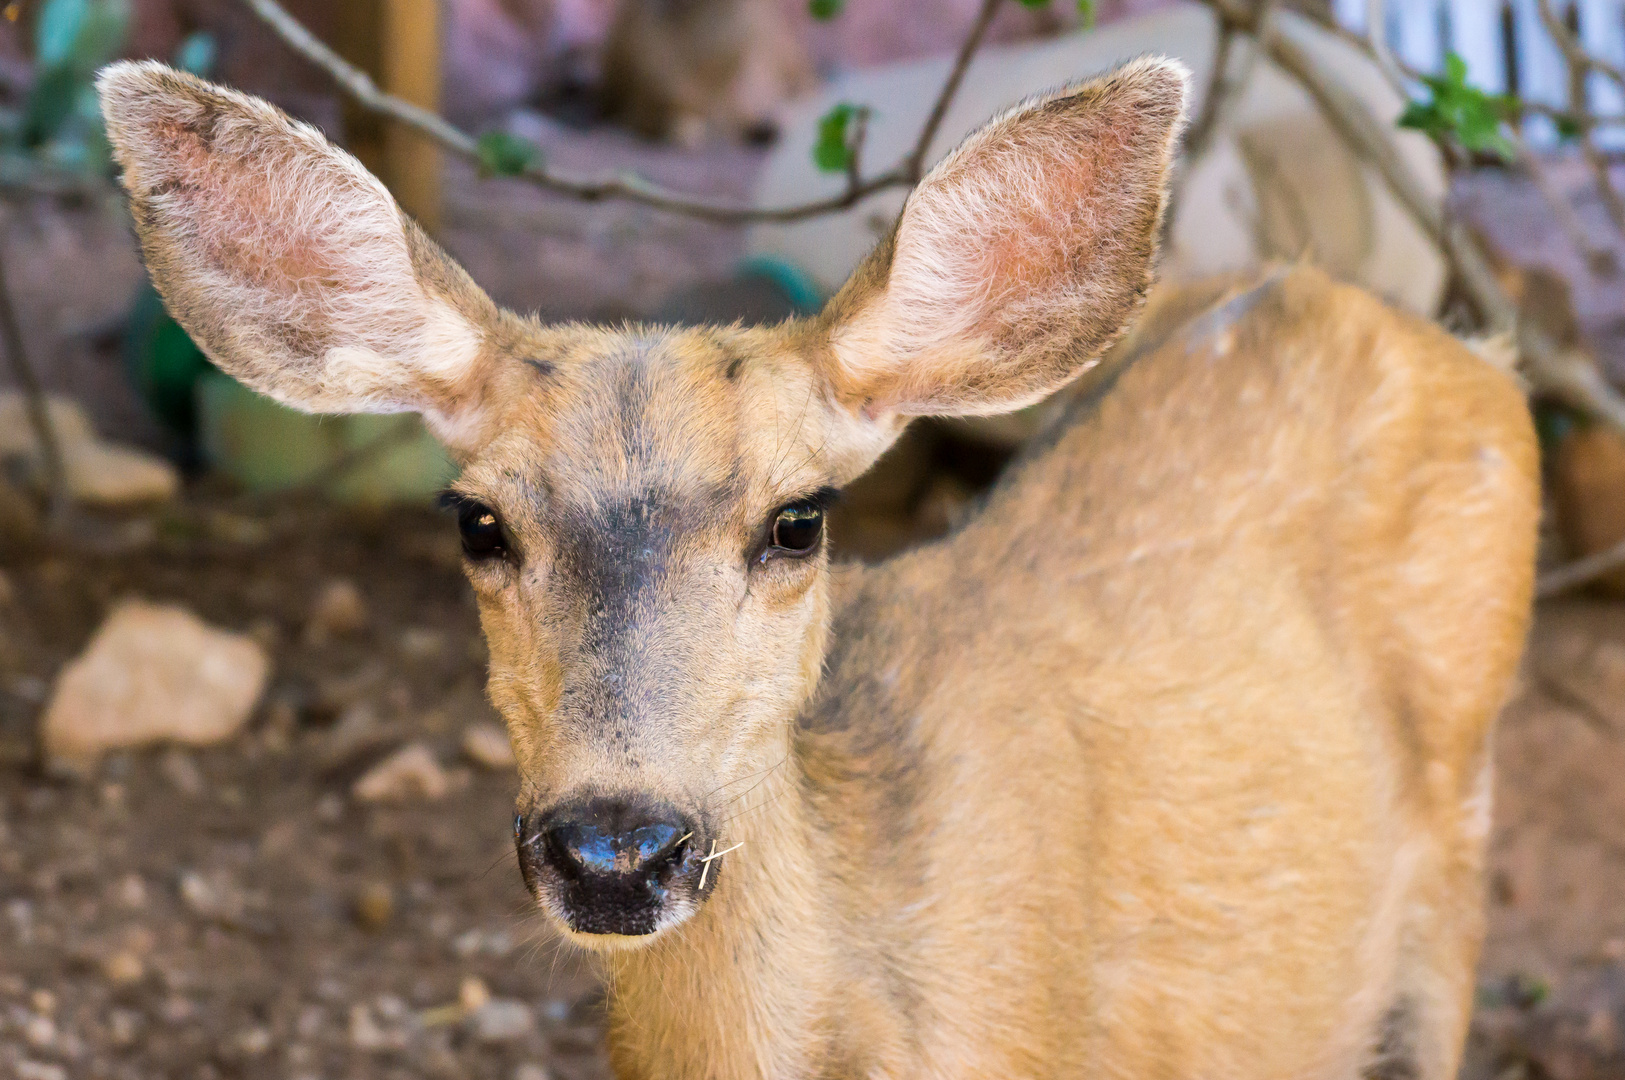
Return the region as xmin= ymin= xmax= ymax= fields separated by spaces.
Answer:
xmin=818 ymin=57 xmax=1189 ymax=419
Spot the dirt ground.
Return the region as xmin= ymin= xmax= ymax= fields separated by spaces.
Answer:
xmin=0 ymin=487 xmax=1619 ymax=1080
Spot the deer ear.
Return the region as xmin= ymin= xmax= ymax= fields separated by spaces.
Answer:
xmin=819 ymin=57 xmax=1189 ymax=419
xmin=97 ymin=61 xmax=501 ymax=453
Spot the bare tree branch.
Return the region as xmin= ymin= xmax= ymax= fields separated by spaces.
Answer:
xmin=0 ymin=222 xmax=67 ymax=518
xmin=904 ymin=0 xmax=1003 ymax=182
xmin=244 ymin=0 xmax=1002 ymax=224
xmin=1538 ymin=534 xmax=1625 ymax=598
xmin=1194 ymin=1 xmax=1625 ymax=433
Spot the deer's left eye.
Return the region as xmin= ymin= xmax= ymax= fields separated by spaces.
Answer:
xmin=768 ymin=500 xmax=825 ymax=556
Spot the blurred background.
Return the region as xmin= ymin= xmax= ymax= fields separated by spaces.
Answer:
xmin=4 ymin=0 xmax=1625 ymax=1077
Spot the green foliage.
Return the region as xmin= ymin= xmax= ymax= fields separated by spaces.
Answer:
xmin=813 ymin=103 xmax=861 ymax=173
xmin=475 ymin=130 xmax=543 ymax=178
xmin=808 ymin=0 xmax=843 ymax=20
xmin=1077 ymin=0 xmax=1095 ymax=28
xmin=1397 ymin=52 xmax=1517 ymax=161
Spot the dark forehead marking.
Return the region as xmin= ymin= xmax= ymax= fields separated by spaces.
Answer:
xmin=725 ymin=354 xmax=746 ymax=381
xmin=523 ymin=357 xmax=555 ymax=377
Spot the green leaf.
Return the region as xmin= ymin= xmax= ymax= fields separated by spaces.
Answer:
xmin=1396 ymin=52 xmax=1517 ymax=162
xmin=175 ymin=30 xmax=218 ymax=77
xmin=1554 ymin=112 xmax=1583 ymax=142
xmin=475 ymin=130 xmax=542 ymax=177
xmin=813 ymin=103 xmax=856 ymax=173
xmin=1077 ymin=0 xmax=1095 ymax=27
xmin=22 ymin=64 xmax=80 ymax=146
xmin=1016 ymin=0 xmax=1050 ymax=8
xmin=808 ymin=0 xmax=842 ymax=20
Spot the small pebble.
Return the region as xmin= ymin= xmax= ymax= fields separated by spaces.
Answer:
xmin=354 ymin=882 xmax=395 ymax=932
xmin=459 ymin=975 xmax=491 ymax=1013
xmin=470 ymin=998 xmax=534 ymax=1044
xmin=353 ymin=743 xmax=449 ymax=803
xmin=107 ymin=1008 xmax=142 ymax=1047
xmin=113 ymin=873 xmax=147 ymax=909
xmin=307 ymin=578 xmax=368 ymax=640
xmin=462 ymin=722 xmax=516 ymax=770
xmin=159 ymin=747 xmax=205 ymax=798
xmin=235 ymin=1025 xmax=274 ymax=1057
xmin=14 ymin=1061 xmax=66 ymax=1080
xmin=23 ymin=1012 xmax=55 ymax=1048
xmin=102 ymin=949 xmax=145 ymax=986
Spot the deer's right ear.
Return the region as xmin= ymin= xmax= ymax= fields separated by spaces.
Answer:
xmin=97 ymin=61 xmax=501 ymax=454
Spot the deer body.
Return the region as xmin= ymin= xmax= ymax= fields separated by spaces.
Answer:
xmin=98 ymin=57 xmax=1537 ymax=1079
xmin=602 ymin=270 xmax=1538 ymax=1078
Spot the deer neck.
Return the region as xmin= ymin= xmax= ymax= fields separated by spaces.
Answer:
xmin=601 ymin=757 xmax=841 ymax=1079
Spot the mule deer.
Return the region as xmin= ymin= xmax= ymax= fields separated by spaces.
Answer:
xmin=99 ymin=56 xmax=1538 ymax=1078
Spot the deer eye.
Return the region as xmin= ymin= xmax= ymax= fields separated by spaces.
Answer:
xmin=454 ymin=499 xmax=506 ymax=560
xmin=768 ymin=499 xmax=825 ymax=556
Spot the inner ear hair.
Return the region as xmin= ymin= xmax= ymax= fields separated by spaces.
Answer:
xmin=821 ymin=56 xmax=1190 ymax=419
xmin=96 ymin=61 xmax=505 ymax=451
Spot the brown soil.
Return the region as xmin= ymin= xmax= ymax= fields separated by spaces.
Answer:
xmin=0 ymin=492 xmax=1623 ymax=1079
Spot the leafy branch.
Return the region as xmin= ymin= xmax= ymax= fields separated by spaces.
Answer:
xmin=242 ymin=0 xmax=1012 ymax=224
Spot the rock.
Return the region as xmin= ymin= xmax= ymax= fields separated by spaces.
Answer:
xmin=107 ymin=1008 xmax=142 ymax=1047
xmin=14 ymin=1061 xmax=66 ymax=1080
xmin=178 ymin=868 xmax=246 ymax=925
xmin=352 ymin=743 xmax=449 ymax=803
xmin=306 ymin=578 xmax=368 ymax=641
xmin=353 ymin=882 xmax=394 ymax=932
xmin=1549 ymin=424 xmax=1625 ymax=594
xmin=158 ymin=747 xmax=205 ymax=798
xmin=113 ymin=874 xmax=147 ymax=909
xmin=461 ymin=723 xmax=515 ymax=770
xmin=513 ymin=1064 xmax=553 ymax=1080
xmin=101 ymin=950 xmax=145 ymax=987
xmin=348 ymin=1002 xmax=409 ymax=1052
xmin=459 ymin=976 xmax=492 ymax=1013
xmin=40 ymin=601 xmax=270 ymax=774
xmin=470 ymin=998 xmax=534 ymax=1044
xmin=0 ymin=391 xmax=179 ymax=506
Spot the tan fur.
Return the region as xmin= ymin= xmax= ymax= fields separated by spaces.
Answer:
xmin=99 ymin=60 xmax=1538 ymax=1079
xmin=601 ymin=0 xmax=816 ymax=145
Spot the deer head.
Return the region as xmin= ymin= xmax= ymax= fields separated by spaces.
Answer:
xmin=98 ymin=58 xmax=1186 ymax=947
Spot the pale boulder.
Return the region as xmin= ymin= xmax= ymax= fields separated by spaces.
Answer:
xmin=0 ymin=392 xmax=179 ymax=506
xmin=41 ymin=601 xmax=270 ymax=772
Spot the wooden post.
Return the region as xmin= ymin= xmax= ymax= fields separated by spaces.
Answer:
xmin=381 ymin=0 xmax=442 ymax=232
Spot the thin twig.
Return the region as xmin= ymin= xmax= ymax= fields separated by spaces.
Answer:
xmin=846 ymin=106 xmax=871 ymax=193
xmin=1213 ymin=2 xmax=1625 ymax=433
xmin=1363 ymin=0 xmax=1409 ymax=99
xmin=244 ymin=0 xmax=1003 ymax=224
xmin=1538 ymin=0 xmax=1625 ymax=97
xmin=904 ymin=0 xmax=1003 ymax=182
xmin=1182 ymin=21 xmax=1240 ymax=164
xmin=0 ymin=219 xmax=67 ymax=517
xmin=1581 ymin=134 xmax=1625 ymax=236
xmin=1538 ymin=534 xmax=1625 ymax=597
xmin=1512 ymin=129 xmax=1617 ymax=275
xmin=235 ymin=419 xmax=424 ymax=507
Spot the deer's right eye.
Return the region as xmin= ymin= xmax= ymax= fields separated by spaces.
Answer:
xmin=456 ymin=501 xmax=506 ymax=560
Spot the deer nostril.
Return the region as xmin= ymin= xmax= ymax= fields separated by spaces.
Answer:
xmin=540 ymin=801 xmax=691 ymax=881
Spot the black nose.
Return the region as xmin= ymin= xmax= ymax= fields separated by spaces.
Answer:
xmin=539 ymin=798 xmax=693 ymax=885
